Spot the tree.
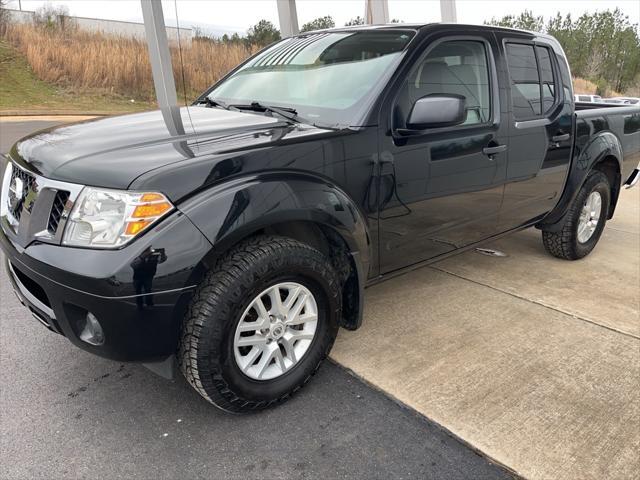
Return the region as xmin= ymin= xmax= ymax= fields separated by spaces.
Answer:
xmin=345 ymin=16 xmax=365 ymax=26
xmin=33 ymin=3 xmax=73 ymax=31
xmin=486 ymin=10 xmax=544 ymax=32
xmin=487 ymin=8 xmax=640 ymax=94
xmin=300 ymin=15 xmax=335 ymax=33
xmin=246 ymin=19 xmax=281 ymax=47
xmin=0 ymin=0 xmax=10 ymax=35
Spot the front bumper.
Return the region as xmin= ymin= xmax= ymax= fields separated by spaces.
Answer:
xmin=1 ymin=211 xmax=212 ymax=362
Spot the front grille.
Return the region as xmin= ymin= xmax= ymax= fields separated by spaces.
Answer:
xmin=48 ymin=190 xmax=70 ymax=234
xmin=8 ymin=167 xmax=36 ymax=223
xmin=2 ymin=159 xmax=83 ymax=246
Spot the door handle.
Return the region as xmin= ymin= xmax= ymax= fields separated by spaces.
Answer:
xmin=482 ymin=144 xmax=507 ymax=156
xmin=551 ymin=133 xmax=570 ymax=142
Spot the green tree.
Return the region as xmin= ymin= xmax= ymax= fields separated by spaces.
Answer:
xmin=486 ymin=10 xmax=544 ymax=32
xmin=487 ymin=8 xmax=640 ymax=93
xmin=300 ymin=15 xmax=335 ymax=33
xmin=246 ymin=19 xmax=281 ymax=47
xmin=345 ymin=16 xmax=365 ymax=26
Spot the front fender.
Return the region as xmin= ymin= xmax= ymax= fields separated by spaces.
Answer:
xmin=178 ymin=170 xmax=372 ymax=281
xmin=539 ymin=129 xmax=623 ymax=230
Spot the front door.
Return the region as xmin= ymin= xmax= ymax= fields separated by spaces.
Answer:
xmin=378 ymin=35 xmax=508 ymax=274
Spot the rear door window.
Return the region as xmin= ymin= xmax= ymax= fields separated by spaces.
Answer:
xmin=506 ymin=43 xmax=559 ymax=120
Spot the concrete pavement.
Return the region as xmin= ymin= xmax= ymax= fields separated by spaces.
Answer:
xmin=332 ymin=187 xmax=640 ymax=479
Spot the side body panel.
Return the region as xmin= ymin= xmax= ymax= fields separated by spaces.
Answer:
xmin=376 ymin=28 xmax=508 ymax=274
xmin=133 ymin=127 xmax=380 ymax=281
xmin=493 ymin=31 xmax=574 ymax=230
xmin=540 ymin=106 xmax=640 ymax=228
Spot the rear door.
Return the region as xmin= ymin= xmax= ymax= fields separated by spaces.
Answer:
xmin=378 ymin=33 xmax=508 ymax=273
xmin=495 ymin=33 xmax=574 ymax=229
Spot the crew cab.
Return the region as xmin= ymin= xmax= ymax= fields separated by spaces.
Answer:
xmin=2 ymin=24 xmax=639 ymax=412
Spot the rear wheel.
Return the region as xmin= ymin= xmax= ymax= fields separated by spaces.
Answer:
xmin=179 ymin=236 xmax=341 ymax=413
xmin=541 ymin=170 xmax=611 ymax=260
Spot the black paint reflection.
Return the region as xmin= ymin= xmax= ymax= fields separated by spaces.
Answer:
xmin=131 ymin=247 xmax=167 ymax=308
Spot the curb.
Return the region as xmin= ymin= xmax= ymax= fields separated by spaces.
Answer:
xmin=0 ymin=111 xmax=121 ymax=117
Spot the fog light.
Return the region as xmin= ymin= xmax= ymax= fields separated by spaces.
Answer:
xmin=79 ymin=312 xmax=104 ymax=346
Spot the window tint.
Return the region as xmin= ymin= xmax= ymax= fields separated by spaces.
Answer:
xmin=536 ymin=46 xmax=555 ymax=112
xmin=395 ymin=40 xmax=491 ymax=127
xmin=579 ymin=95 xmax=590 ymax=102
xmin=506 ymin=43 xmax=541 ymax=118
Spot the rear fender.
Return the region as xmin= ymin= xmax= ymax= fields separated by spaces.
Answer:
xmin=538 ymin=131 xmax=623 ymax=231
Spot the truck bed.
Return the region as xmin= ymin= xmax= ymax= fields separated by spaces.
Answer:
xmin=574 ymin=103 xmax=640 ymax=184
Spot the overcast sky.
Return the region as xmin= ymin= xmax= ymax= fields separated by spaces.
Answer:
xmin=7 ymin=0 xmax=640 ymax=34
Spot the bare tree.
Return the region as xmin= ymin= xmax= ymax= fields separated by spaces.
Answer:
xmin=0 ymin=0 xmax=11 ymax=35
xmin=33 ymin=3 xmax=73 ymax=31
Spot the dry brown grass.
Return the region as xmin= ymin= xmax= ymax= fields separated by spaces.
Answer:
xmin=572 ymin=77 xmax=623 ymax=97
xmin=3 ymin=24 xmax=257 ymax=102
xmin=573 ymin=77 xmax=597 ymax=95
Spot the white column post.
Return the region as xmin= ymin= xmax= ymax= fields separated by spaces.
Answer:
xmin=141 ymin=0 xmax=177 ymax=112
xmin=277 ymin=0 xmax=299 ymax=37
xmin=140 ymin=0 xmax=186 ymax=139
xmin=440 ymin=0 xmax=457 ymax=23
xmin=365 ymin=0 xmax=389 ymax=24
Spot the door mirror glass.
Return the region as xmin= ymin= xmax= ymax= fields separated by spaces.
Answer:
xmin=407 ymin=94 xmax=466 ymax=130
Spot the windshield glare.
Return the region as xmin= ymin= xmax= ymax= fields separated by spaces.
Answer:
xmin=208 ymin=31 xmax=415 ymax=127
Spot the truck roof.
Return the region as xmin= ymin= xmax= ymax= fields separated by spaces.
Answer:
xmin=304 ymin=22 xmax=551 ymax=39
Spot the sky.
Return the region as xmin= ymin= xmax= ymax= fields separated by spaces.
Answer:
xmin=6 ymin=0 xmax=640 ymax=35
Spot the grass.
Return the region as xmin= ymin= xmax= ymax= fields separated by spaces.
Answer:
xmin=1 ymin=23 xmax=257 ymax=114
xmin=0 ymin=41 xmax=155 ymax=113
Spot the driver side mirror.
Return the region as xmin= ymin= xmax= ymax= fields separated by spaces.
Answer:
xmin=406 ymin=94 xmax=466 ymax=130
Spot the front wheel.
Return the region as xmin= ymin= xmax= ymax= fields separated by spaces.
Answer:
xmin=179 ymin=236 xmax=341 ymax=413
xmin=541 ymin=170 xmax=611 ymax=260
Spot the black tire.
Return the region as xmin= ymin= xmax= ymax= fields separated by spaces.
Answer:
xmin=179 ymin=236 xmax=341 ymax=413
xmin=541 ymin=170 xmax=611 ymax=260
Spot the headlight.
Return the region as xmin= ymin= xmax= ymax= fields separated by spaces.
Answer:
xmin=62 ymin=188 xmax=173 ymax=248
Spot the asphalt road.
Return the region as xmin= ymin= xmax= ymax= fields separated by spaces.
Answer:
xmin=0 ymin=119 xmax=512 ymax=480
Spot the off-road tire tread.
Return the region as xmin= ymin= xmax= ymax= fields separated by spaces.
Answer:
xmin=542 ymin=171 xmax=610 ymax=260
xmin=178 ymin=235 xmax=340 ymax=413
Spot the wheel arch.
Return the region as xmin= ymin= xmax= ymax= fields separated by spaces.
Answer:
xmin=591 ymin=155 xmax=621 ymax=219
xmin=178 ymin=172 xmax=372 ymax=330
xmin=538 ymin=130 xmax=623 ymax=231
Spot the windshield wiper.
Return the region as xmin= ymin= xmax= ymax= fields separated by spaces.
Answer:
xmin=230 ymin=101 xmax=301 ymax=124
xmin=200 ymin=97 xmax=230 ymax=110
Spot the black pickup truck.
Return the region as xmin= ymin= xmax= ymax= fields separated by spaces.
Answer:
xmin=2 ymin=24 xmax=639 ymax=412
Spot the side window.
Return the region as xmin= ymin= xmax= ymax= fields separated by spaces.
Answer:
xmin=506 ymin=43 xmax=559 ymax=120
xmin=506 ymin=43 xmax=541 ymax=119
xmin=536 ymin=46 xmax=555 ymax=112
xmin=579 ymin=95 xmax=590 ymax=102
xmin=395 ymin=40 xmax=491 ymax=127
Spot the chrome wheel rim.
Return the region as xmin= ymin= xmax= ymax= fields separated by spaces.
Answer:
xmin=233 ymin=282 xmax=318 ymax=381
xmin=577 ymin=191 xmax=602 ymax=243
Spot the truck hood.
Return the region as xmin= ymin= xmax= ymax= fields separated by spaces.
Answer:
xmin=9 ymin=106 xmax=330 ymax=196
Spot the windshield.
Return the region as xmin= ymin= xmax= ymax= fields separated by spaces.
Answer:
xmin=206 ymin=30 xmax=415 ymax=127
